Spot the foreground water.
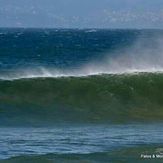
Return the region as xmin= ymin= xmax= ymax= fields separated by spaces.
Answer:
xmin=0 ymin=124 xmax=163 ymax=162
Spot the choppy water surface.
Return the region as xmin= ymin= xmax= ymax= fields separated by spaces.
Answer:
xmin=0 ymin=124 xmax=163 ymax=160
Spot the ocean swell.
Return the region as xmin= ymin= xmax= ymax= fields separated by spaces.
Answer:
xmin=0 ymin=73 xmax=163 ymax=125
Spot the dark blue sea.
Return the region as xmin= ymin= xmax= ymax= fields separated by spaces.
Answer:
xmin=0 ymin=28 xmax=163 ymax=162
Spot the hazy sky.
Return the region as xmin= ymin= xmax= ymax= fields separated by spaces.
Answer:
xmin=0 ymin=0 xmax=163 ymax=28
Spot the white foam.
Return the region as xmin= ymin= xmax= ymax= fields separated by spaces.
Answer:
xmin=1 ymin=67 xmax=163 ymax=81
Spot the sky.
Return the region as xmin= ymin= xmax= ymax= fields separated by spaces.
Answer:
xmin=0 ymin=0 xmax=163 ymax=28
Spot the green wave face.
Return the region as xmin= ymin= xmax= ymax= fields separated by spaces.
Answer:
xmin=1 ymin=73 xmax=163 ymax=125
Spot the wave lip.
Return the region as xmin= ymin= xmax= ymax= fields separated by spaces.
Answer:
xmin=1 ymin=66 xmax=163 ymax=80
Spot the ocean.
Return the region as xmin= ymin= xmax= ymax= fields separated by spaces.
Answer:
xmin=0 ymin=28 xmax=163 ymax=162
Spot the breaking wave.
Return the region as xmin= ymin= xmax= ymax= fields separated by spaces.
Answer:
xmin=1 ymin=72 xmax=163 ymax=125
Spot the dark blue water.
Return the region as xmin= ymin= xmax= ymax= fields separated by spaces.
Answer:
xmin=0 ymin=29 xmax=131 ymax=68
xmin=0 ymin=28 xmax=162 ymax=71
